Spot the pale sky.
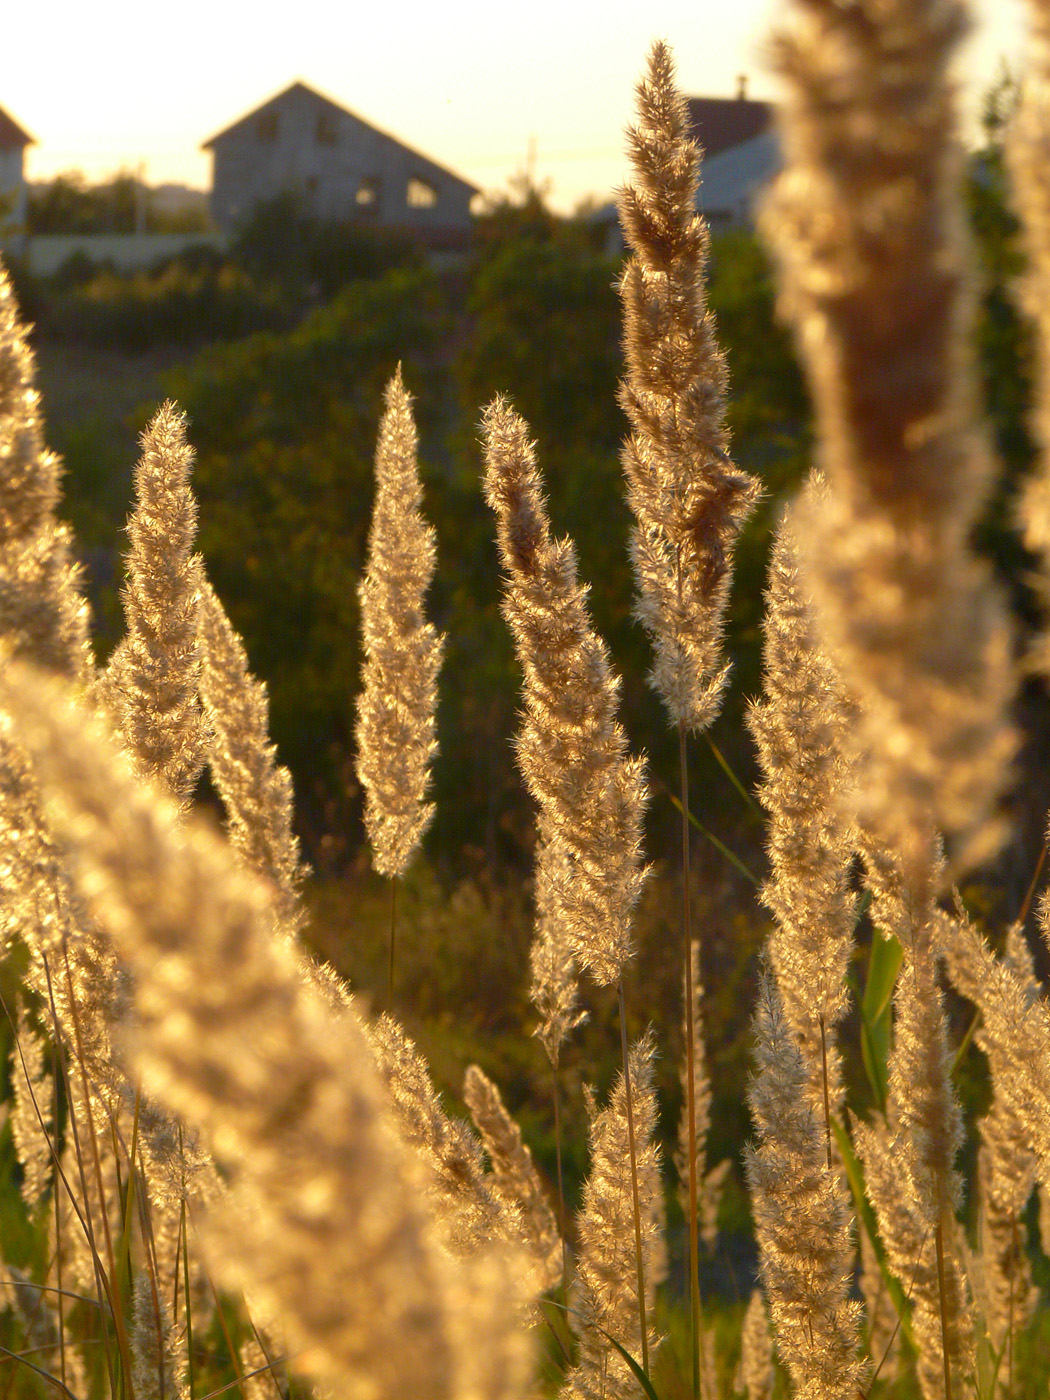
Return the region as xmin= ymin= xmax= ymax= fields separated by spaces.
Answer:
xmin=7 ymin=0 xmax=1031 ymax=213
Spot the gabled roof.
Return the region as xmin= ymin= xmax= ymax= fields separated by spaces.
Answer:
xmin=201 ymin=80 xmax=479 ymax=194
xmin=686 ymin=96 xmax=774 ymax=161
xmin=0 ymin=106 xmax=34 ymax=151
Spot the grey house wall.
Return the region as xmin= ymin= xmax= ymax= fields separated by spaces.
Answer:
xmin=0 ymin=147 xmax=27 ymax=230
xmin=698 ymin=129 xmax=781 ymax=229
xmin=206 ymin=85 xmax=476 ymax=237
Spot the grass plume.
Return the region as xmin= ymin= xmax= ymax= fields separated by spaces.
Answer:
xmin=761 ymin=0 xmax=1016 ymax=872
xmin=355 ymin=365 xmax=443 ymax=879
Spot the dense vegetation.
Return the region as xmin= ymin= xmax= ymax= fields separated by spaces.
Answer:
xmin=2 ymin=25 xmax=1050 ymax=1399
xmin=8 ymin=105 xmax=1048 ymax=1281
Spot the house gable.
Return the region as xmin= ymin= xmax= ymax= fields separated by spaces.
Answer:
xmin=203 ymin=81 xmax=478 ymax=240
xmin=0 ymin=106 xmax=33 ymax=152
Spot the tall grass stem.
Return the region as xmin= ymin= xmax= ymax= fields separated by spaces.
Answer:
xmin=679 ymin=720 xmax=702 ymax=1400
xmin=388 ymin=876 xmax=398 ymax=1006
xmin=617 ymin=979 xmax=649 ymax=1376
xmin=819 ymin=1015 xmax=832 ymax=1172
xmin=935 ymin=1217 xmax=952 ymax=1400
xmin=40 ymin=958 xmax=120 ymax=1400
xmin=552 ymin=1061 xmax=569 ymax=1298
xmin=55 ymin=1059 xmax=66 ymax=1392
xmin=182 ymin=1193 xmax=195 ymax=1400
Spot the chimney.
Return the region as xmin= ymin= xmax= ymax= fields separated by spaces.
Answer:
xmin=737 ymin=73 xmax=748 ymax=101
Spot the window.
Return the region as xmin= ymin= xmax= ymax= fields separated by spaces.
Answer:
xmin=316 ymin=111 xmax=338 ymax=146
xmin=356 ymin=177 xmax=380 ymax=208
xmin=406 ymin=177 xmax=437 ymax=209
xmin=255 ymin=111 xmax=279 ymax=142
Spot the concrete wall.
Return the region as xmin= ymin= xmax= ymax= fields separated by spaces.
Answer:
xmin=209 ymin=86 xmax=475 ymax=238
xmin=1 ymin=231 xmax=230 ymax=276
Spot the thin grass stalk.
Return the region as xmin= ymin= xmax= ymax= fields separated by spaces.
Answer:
xmin=1007 ymin=1216 xmax=1016 ymax=1400
xmin=935 ymin=1220 xmax=952 ymax=1400
xmin=39 ymin=960 xmax=121 ymax=1400
xmin=54 ymin=1060 xmax=65 ymax=1393
xmin=388 ymin=876 xmax=398 ymax=1006
xmin=109 ymin=1112 xmax=127 ymax=1222
xmin=116 ymin=1091 xmax=144 ymax=1332
xmin=132 ymin=1105 xmax=180 ymax=1398
xmin=0 ymin=1343 xmax=79 ymax=1400
xmin=552 ymin=1062 xmax=569 ymax=1298
xmin=679 ymin=718 xmax=702 ymax=1400
xmin=1 ymin=991 xmax=105 ymax=1400
xmin=819 ymin=1015 xmax=832 ymax=1171
xmin=617 ymin=980 xmax=648 ymax=1376
xmin=247 ymin=1320 xmax=286 ymax=1400
xmin=138 ymin=1212 xmax=169 ymax=1400
xmin=180 ymin=1156 xmax=195 ymax=1400
xmin=60 ymin=947 xmax=120 ymax=1298
xmin=171 ymin=1202 xmax=183 ymax=1325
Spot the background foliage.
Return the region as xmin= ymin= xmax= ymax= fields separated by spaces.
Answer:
xmin=10 ymin=130 xmax=1048 ymax=1293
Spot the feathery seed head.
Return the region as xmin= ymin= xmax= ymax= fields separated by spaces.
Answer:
xmin=0 ymin=262 xmax=91 ymax=681
xmin=939 ymin=906 xmax=1050 ymax=1199
xmin=355 ymin=367 xmax=444 ymax=878
xmin=482 ymin=397 xmax=649 ymax=987
xmin=761 ymin=0 xmax=1016 ymax=869
xmin=618 ymin=41 xmax=761 ymax=733
xmin=746 ymin=971 xmax=866 ymax=1400
xmin=1007 ymin=0 xmax=1050 ymax=677
xmin=10 ymin=1003 xmax=53 ymax=1209
xmin=463 ymin=1064 xmax=562 ymax=1295
xmin=131 ymin=1273 xmax=188 ymax=1400
xmin=1 ymin=659 xmax=534 ymax=1400
xmin=199 ymin=575 xmax=305 ymax=934
xmin=366 ymin=1012 xmax=513 ymax=1259
xmin=107 ymin=400 xmax=207 ymax=805
xmin=748 ymin=485 xmax=858 ymax=1093
xmin=566 ymin=1030 xmax=663 ymax=1396
xmin=735 ymin=1290 xmax=775 ymax=1400
xmin=529 ymin=821 xmax=587 ymax=1066
xmin=858 ymin=893 xmax=977 ymax=1400
xmin=675 ymin=938 xmax=720 ymax=1231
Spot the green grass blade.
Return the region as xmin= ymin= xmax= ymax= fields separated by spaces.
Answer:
xmin=600 ymin=1332 xmax=663 ymax=1400
xmin=860 ymin=933 xmax=902 ymax=1112
xmin=666 ymin=790 xmax=760 ymax=886
xmin=704 ymin=734 xmax=761 ymax=816
xmin=831 ymin=1118 xmax=915 ymax=1349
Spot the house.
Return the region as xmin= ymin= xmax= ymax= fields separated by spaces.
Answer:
xmin=202 ymin=82 xmax=479 ymax=246
xmin=686 ymin=83 xmax=779 ymax=229
xmin=592 ymin=80 xmax=779 ymax=250
xmin=695 ymin=128 xmax=780 ymax=230
xmin=686 ymin=83 xmax=774 ymax=161
xmin=0 ymin=105 xmax=33 ymax=232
